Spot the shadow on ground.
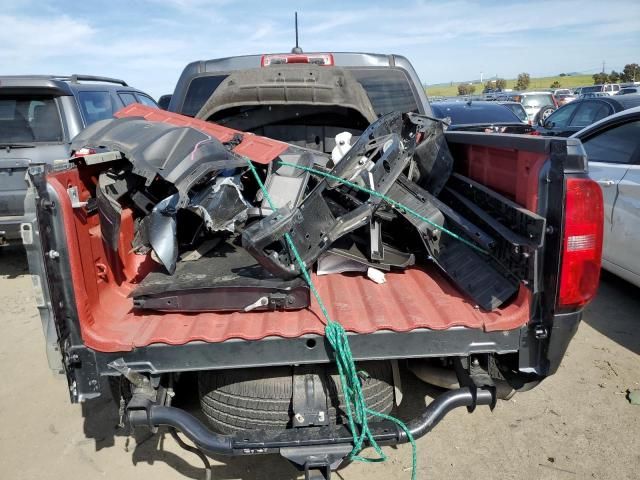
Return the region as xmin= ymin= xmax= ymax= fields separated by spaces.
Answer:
xmin=0 ymin=244 xmax=28 ymax=279
xmin=78 ymin=370 xmax=436 ymax=480
xmin=584 ymin=270 xmax=640 ymax=355
xmin=80 ymin=377 xmax=303 ymax=480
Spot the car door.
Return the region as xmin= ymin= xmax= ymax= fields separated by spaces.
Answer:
xmin=540 ymin=101 xmax=580 ymax=135
xmin=567 ymin=100 xmax=612 ymax=133
xmin=582 ymin=118 xmax=640 ymax=276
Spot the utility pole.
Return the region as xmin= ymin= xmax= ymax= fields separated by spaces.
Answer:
xmin=480 ymin=72 xmax=483 ymax=84
xmin=602 ymin=60 xmax=605 ymax=73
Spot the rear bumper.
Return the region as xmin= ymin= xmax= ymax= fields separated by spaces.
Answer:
xmin=128 ymin=386 xmax=495 ymax=456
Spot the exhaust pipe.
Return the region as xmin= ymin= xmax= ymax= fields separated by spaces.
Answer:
xmin=409 ymin=361 xmax=515 ymax=400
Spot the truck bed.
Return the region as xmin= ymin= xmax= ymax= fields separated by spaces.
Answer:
xmin=46 ymin=132 xmax=546 ymax=353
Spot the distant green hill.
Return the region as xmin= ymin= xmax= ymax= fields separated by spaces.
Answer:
xmin=426 ymin=74 xmax=595 ymax=97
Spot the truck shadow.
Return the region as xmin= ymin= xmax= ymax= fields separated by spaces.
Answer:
xmin=80 ymin=377 xmax=301 ymax=479
xmin=0 ymin=244 xmax=28 ymax=279
xmin=584 ymin=270 xmax=640 ymax=356
xmin=79 ymin=371 xmax=435 ymax=480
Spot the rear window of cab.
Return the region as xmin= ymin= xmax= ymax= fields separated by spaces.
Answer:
xmin=181 ymin=68 xmax=420 ymax=117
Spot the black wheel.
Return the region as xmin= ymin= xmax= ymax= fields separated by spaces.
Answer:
xmin=535 ymin=105 xmax=555 ymax=125
xmin=198 ymin=361 xmax=394 ymax=433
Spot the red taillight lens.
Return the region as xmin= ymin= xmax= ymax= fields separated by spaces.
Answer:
xmin=557 ymin=178 xmax=603 ymax=308
xmin=261 ymin=53 xmax=334 ymax=67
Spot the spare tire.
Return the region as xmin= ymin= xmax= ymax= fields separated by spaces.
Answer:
xmin=198 ymin=361 xmax=394 ymax=433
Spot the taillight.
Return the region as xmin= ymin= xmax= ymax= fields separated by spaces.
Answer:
xmin=557 ymin=178 xmax=603 ymax=308
xmin=261 ymin=53 xmax=334 ymax=67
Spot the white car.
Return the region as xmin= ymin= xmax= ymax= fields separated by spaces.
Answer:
xmin=510 ymin=91 xmax=557 ymax=123
xmin=576 ymin=106 xmax=640 ymax=286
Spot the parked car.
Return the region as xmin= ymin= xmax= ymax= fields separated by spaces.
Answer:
xmin=555 ymin=93 xmax=577 ymax=106
xmin=0 ymin=75 xmax=157 ymax=245
xmin=430 ymin=100 xmax=534 ymax=133
xmin=616 ymin=86 xmax=640 ymax=95
xmin=580 ymin=92 xmax=609 ymax=99
xmin=536 ymin=95 xmax=640 ymax=136
xmin=23 ymin=52 xmax=602 ymax=478
xmin=505 ymin=91 xmax=557 ymax=123
xmin=576 ymin=106 xmax=640 ymax=287
xmin=580 ymin=84 xmax=621 ymax=96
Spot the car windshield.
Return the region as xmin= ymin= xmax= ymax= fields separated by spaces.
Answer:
xmin=0 ymin=95 xmax=63 ymax=143
xmin=521 ymin=94 xmax=554 ymax=107
xmin=431 ymin=102 xmax=520 ymax=124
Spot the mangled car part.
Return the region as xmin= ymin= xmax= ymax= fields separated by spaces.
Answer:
xmin=250 ymin=152 xmax=315 ymax=217
xmin=408 ymin=114 xmax=454 ymax=196
xmin=241 ymin=112 xmax=419 ymax=278
xmin=71 ymin=118 xmax=253 ymax=273
xmin=132 ymin=241 xmax=310 ymax=312
xmin=189 ymin=175 xmax=251 ymax=232
xmin=387 ymin=176 xmax=519 ymax=310
xmin=69 ymin=104 xmax=546 ymax=313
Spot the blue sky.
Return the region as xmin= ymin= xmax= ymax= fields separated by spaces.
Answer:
xmin=1 ymin=0 xmax=639 ymax=98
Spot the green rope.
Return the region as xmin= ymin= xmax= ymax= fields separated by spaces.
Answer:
xmin=245 ymin=159 xmax=418 ymax=480
xmin=277 ymin=160 xmax=489 ymax=256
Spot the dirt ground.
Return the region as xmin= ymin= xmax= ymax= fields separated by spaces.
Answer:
xmin=0 ymin=244 xmax=638 ymax=480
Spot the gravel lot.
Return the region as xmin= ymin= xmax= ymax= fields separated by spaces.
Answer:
xmin=0 ymin=244 xmax=638 ymax=480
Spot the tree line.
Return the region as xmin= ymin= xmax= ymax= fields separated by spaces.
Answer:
xmin=592 ymin=63 xmax=638 ymax=85
xmin=456 ymin=62 xmax=638 ymax=95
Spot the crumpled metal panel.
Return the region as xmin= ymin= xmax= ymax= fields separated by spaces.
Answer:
xmin=114 ymin=104 xmax=288 ymax=164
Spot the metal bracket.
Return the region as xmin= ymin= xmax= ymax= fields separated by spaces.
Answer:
xmin=280 ymin=444 xmax=352 ymax=480
xmin=67 ymin=186 xmax=88 ymax=209
xmin=292 ymin=366 xmax=329 ymax=427
xmin=453 ymin=356 xmax=498 ymax=412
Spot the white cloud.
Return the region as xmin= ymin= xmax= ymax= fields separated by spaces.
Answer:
xmin=0 ymin=14 xmax=95 ymax=63
xmin=0 ymin=0 xmax=638 ymax=97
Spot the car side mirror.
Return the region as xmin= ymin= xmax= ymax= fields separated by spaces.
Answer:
xmin=542 ymin=119 xmax=554 ymax=128
xmin=158 ymin=94 xmax=172 ymax=110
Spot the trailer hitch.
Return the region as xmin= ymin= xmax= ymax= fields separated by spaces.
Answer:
xmin=127 ymin=386 xmax=495 ymax=477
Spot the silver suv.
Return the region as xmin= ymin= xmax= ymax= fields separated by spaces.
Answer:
xmin=0 ymin=75 xmax=157 ymax=245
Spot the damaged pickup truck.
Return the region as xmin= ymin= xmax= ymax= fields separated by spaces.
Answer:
xmin=23 ymin=52 xmax=604 ymax=479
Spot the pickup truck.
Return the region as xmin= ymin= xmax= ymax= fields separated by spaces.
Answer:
xmin=24 ymin=52 xmax=603 ymax=479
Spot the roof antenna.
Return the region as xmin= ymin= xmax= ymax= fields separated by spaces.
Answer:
xmin=291 ymin=12 xmax=303 ymax=54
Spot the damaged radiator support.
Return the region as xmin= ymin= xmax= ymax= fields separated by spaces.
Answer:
xmin=242 ymin=112 xmax=416 ymax=278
